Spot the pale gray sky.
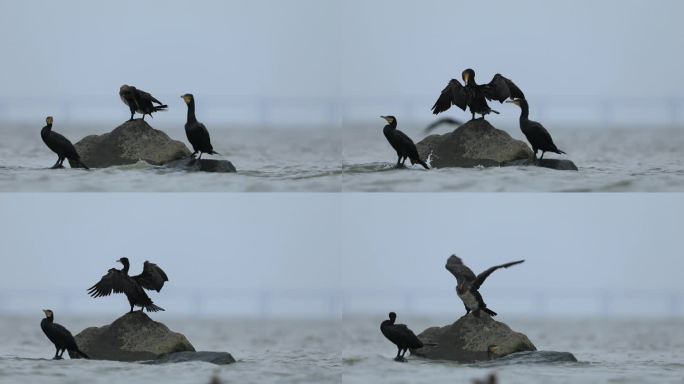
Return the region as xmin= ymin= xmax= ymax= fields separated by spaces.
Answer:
xmin=0 ymin=194 xmax=681 ymax=317
xmin=0 ymin=0 xmax=682 ymax=125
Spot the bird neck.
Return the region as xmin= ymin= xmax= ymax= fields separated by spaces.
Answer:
xmin=43 ymin=123 xmax=53 ymax=132
xmin=120 ymin=263 xmax=130 ymax=275
xmin=43 ymin=316 xmax=53 ymax=324
xmin=385 ymin=121 xmax=397 ymax=130
xmin=518 ymin=101 xmax=530 ymax=121
xmin=186 ymin=101 xmax=197 ymax=124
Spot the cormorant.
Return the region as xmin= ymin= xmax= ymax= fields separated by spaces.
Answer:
xmin=380 ymin=312 xmax=423 ymax=362
xmin=87 ymin=257 xmax=168 ymax=313
xmin=40 ymin=116 xmax=89 ymax=169
xmin=423 ymin=117 xmax=462 ymax=134
xmin=507 ymin=98 xmax=566 ymax=161
xmin=182 ymin=94 xmax=219 ymax=160
xmin=40 ymin=309 xmax=89 ymax=360
xmin=445 ymin=255 xmax=524 ymax=317
xmin=119 ymin=85 xmax=168 ymax=121
xmin=431 ymin=69 xmax=525 ymax=120
xmin=381 ymin=116 xmax=429 ymax=169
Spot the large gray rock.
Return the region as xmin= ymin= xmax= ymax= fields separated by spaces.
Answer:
xmin=412 ymin=313 xmax=536 ymax=362
xmin=68 ymin=120 xmax=191 ymax=168
xmin=147 ymin=351 xmax=236 ymax=365
xmin=417 ymin=119 xmax=533 ymax=168
xmin=69 ymin=312 xmax=195 ymax=361
xmin=164 ymin=158 xmax=237 ymax=173
xmin=504 ymin=158 xmax=579 ymax=171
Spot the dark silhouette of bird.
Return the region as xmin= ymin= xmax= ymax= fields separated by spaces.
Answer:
xmin=40 ymin=309 xmax=89 ymax=360
xmin=432 ymin=68 xmax=525 ymax=120
xmin=381 ymin=116 xmax=429 ymax=169
xmin=182 ymin=94 xmax=219 ymax=160
xmin=423 ymin=117 xmax=463 ymax=134
xmin=473 ymin=372 xmax=498 ymax=384
xmin=119 ymin=85 xmax=168 ymax=121
xmin=40 ymin=116 xmax=88 ymax=169
xmin=445 ymin=255 xmax=524 ymax=317
xmin=87 ymin=257 xmax=168 ymax=313
xmin=507 ymin=98 xmax=566 ymax=161
xmin=380 ymin=312 xmax=423 ymax=362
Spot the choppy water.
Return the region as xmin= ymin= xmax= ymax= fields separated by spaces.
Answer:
xmin=1 ymin=122 xmax=683 ymax=191
xmin=342 ymin=124 xmax=684 ymax=192
xmin=3 ymin=315 xmax=683 ymax=383
xmin=0 ymin=316 xmax=340 ymax=384
xmin=0 ymin=124 xmax=342 ymax=192
xmin=342 ymin=316 xmax=684 ymax=384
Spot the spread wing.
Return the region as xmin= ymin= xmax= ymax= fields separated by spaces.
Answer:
xmin=431 ymin=79 xmax=468 ymax=114
xmin=484 ymin=74 xmax=525 ymax=103
xmin=472 ymin=260 xmax=525 ymax=290
xmin=445 ymin=255 xmax=476 ymax=286
xmin=133 ymin=261 xmax=168 ymax=292
xmin=87 ymin=269 xmax=132 ymax=298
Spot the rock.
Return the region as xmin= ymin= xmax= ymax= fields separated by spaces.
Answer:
xmin=411 ymin=313 xmax=536 ymax=362
xmin=69 ymin=312 xmax=195 ymax=361
xmin=504 ymin=158 xmax=579 ymax=171
xmin=147 ymin=351 xmax=236 ymax=365
xmin=416 ymin=119 xmax=534 ymax=168
xmin=164 ymin=158 xmax=237 ymax=173
xmin=68 ymin=120 xmax=191 ymax=168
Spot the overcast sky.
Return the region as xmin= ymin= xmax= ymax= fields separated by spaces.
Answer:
xmin=0 ymin=194 xmax=681 ymax=318
xmin=1 ymin=0 xmax=683 ymax=125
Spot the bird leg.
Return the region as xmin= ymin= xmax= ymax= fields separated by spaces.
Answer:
xmin=53 ymin=347 xmax=60 ymax=359
xmin=59 ymin=348 xmax=66 ymax=358
xmin=129 ymin=304 xmax=134 ymax=313
xmin=50 ymin=158 xmax=62 ymax=169
xmin=197 ymin=152 xmax=203 ymax=161
xmin=394 ymin=347 xmax=404 ymax=362
xmin=539 ymin=151 xmax=545 ymax=161
xmin=471 ymin=112 xmax=476 ymax=121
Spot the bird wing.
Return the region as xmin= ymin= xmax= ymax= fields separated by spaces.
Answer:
xmin=527 ymin=120 xmax=560 ymax=151
xmin=431 ymin=79 xmax=468 ymax=114
xmin=424 ymin=117 xmax=462 ymax=134
xmin=483 ymin=74 xmax=525 ymax=103
xmin=445 ymin=255 xmax=477 ymax=286
xmin=133 ymin=261 xmax=169 ymax=292
xmin=47 ymin=132 xmax=79 ymax=158
xmin=136 ymin=89 xmax=163 ymax=105
xmin=188 ymin=122 xmax=214 ymax=152
xmin=87 ymin=269 xmax=132 ymax=298
xmin=393 ymin=324 xmax=423 ymax=348
xmin=472 ymin=260 xmax=525 ymax=290
xmin=51 ymin=323 xmax=75 ymax=339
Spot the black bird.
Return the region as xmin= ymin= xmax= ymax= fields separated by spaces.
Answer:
xmin=381 ymin=116 xmax=429 ymax=169
xmin=445 ymin=255 xmax=524 ymax=317
xmin=380 ymin=312 xmax=423 ymax=362
xmin=40 ymin=116 xmax=88 ymax=169
xmin=40 ymin=309 xmax=89 ymax=360
xmin=88 ymin=257 xmax=168 ymax=313
xmin=423 ymin=117 xmax=462 ymax=134
xmin=119 ymin=85 xmax=168 ymax=121
xmin=182 ymin=94 xmax=219 ymax=160
xmin=507 ymin=98 xmax=566 ymax=161
xmin=432 ymin=68 xmax=525 ymax=120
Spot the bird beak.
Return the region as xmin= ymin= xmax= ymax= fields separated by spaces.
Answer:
xmin=463 ymin=73 xmax=470 ymax=83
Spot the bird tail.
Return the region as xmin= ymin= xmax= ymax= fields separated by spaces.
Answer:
xmin=153 ymin=105 xmax=168 ymax=112
xmin=210 ymin=150 xmax=221 ymax=155
xmin=71 ymin=348 xmax=89 ymax=359
xmin=145 ymin=303 xmax=165 ymax=312
xmin=556 ymin=149 xmax=566 ymax=155
xmin=483 ymin=308 xmax=497 ymax=317
xmin=490 ymin=109 xmax=500 ymax=114
xmin=418 ymin=159 xmax=429 ymax=170
xmin=73 ymin=159 xmax=89 ymax=170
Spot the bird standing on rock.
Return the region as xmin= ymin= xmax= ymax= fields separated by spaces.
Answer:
xmin=381 ymin=115 xmax=429 ymax=169
xmin=432 ymin=68 xmax=525 ymax=121
xmin=507 ymin=98 xmax=566 ymax=161
xmin=40 ymin=116 xmax=89 ymax=169
xmin=40 ymin=309 xmax=89 ymax=360
xmin=182 ymin=93 xmax=219 ymax=161
xmin=380 ymin=312 xmax=424 ymax=362
xmin=88 ymin=257 xmax=168 ymax=313
xmin=119 ymin=85 xmax=167 ymax=121
xmin=445 ymin=255 xmax=524 ymax=317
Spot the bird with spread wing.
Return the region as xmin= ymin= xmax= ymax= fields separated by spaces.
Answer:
xmin=87 ymin=257 xmax=168 ymax=313
xmin=445 ymin=255 xmax=524 ymax=317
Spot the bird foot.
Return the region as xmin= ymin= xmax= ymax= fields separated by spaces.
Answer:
xmin=50 ymin=164 xmax=64 ymax=169
xmin=393 ymin=356 xmax=407 ymax=362
xmin=394 ymin=164 xmax=406 ymax=169
xmin=53 ymin=356 xmax=63 ymax=360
